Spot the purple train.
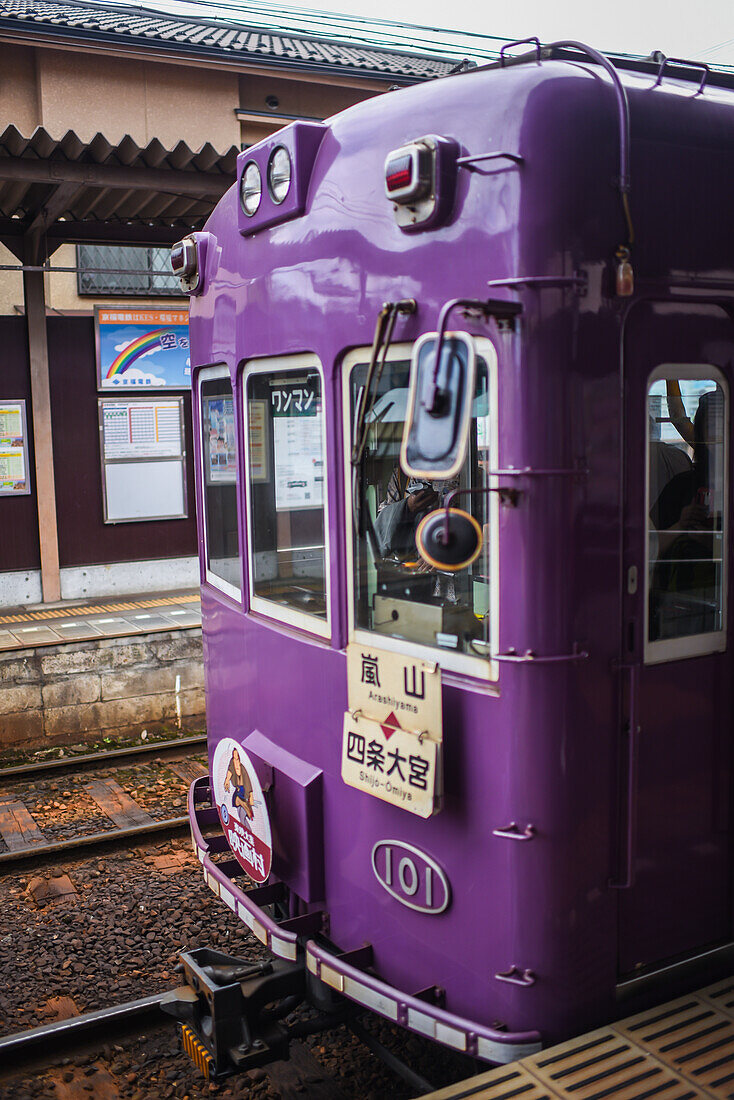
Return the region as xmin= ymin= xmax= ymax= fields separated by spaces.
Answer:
xmin=167 ymin=40 xmax=734 ymax=1083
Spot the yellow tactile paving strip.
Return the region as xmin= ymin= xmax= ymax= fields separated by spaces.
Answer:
xmin=0 ymin=591 xmax=201 ymax=650
xmin=0 ymin=592 xmax=199 ymax=624
xmin=422 ymin=979 xmax=734 ymax=1099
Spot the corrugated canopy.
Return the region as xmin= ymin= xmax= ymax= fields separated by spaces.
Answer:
xmin=0 ymin=124 xmax=239 ymax=252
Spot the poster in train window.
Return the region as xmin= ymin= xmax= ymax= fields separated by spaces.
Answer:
xmin=95 ymin=306 xmax=190 ymax=390
xmin=270 ymin=378 xmax=324 ymax=511
xmin=204 ymin=396 xmax=237 ymax=485
xmin=0 ymin=400 xmax=30 ymax=495
xmin=98 ymin=397 xmax=187 ymax=523
xmin=247 ymin=400 xmax=268 ymax=483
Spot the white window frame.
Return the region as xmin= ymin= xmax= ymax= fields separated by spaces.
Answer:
xmin=644 ymin=363 xmax=729 ymax=665
xmin=242 ymin=353 xmax=331 ymax=640
xmin=197 ymin=364 xmax=242 ymax=603
xmin=342 ymin=339 xmax=499 ymax=682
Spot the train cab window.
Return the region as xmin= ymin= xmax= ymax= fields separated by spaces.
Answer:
xmin=344 ymin=341 xmax=498 ymax=679
xmin=646 ymin=368 xmax=728 ymax=661
xmin=198 ymin=367 xmax=241 ymax=600
xmin=244 ymin=356 xmax=329 ymax=637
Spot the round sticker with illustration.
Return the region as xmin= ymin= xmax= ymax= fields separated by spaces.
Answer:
xmin=212 ymin=738 xmax=272 ymax=883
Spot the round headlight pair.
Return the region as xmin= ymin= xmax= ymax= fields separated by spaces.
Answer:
xmin=240 ymin=146 xmax=292 ymax=217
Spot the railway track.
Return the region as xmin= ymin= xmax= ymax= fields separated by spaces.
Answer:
xmin=0 ymin=735 xmax=206 ymax=869
xmin=0 ymin=732 xmax=207 ymax=782
xmin=0 ymin=991 xmax=351 ymax=1098
xmin=0 ymin=738 xmax=467 ymax=1097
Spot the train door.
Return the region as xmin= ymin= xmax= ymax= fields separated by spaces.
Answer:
xmin=618 ymin=300 xmax=733 ymax=978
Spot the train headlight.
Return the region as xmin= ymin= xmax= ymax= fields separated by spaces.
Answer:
xmin=268 ymin=145 xmax=292 ymax=205
xmin=241 ymin=161 xmax=262 ymax=217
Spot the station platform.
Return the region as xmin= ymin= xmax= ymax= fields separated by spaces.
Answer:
xmin=0 ymin=590 xmax=201 ymax=651
xmin=422 ymin=978 xmax=734 ymax=1099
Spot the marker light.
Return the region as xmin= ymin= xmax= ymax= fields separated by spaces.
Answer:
xmin=241 ymin=161 xmax=262 ymax=216
xmin=385 ymin=154 xmax=413 ymax=193
xmin=384 ymin=135 xmax=460 ymax=232
xmin=384 ymin=142 xmax=432 ymax=205
xmin=170 ymin=237 xmax=196 ymax=277
xmin=170 ymin=235 xmax=204 ymax=294
xmin=268 ymin=145 xmax=292 ymax=204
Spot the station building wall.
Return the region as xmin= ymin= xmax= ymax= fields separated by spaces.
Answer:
xmin=0 ymin=42 xmax=240 ymax=151
xmin=0 ymin=315 xmax=198 ymax=603
xmin=0 ymin=34 xmax=390 ymax=606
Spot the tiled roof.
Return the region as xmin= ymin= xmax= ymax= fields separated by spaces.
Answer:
xmin=0 ymin=0 xmax=456 ymax=80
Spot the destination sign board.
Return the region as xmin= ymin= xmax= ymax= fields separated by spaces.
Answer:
xmin=346 ymin=643 xmax=442 ymax=741
xmin=341 ymin=710 xmax=441 ymax=818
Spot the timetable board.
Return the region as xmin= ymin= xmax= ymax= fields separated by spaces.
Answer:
xmin=98 ymin=397 xmax=187 ymax=523
xmin=0 ymin=400 xmax=30 ymax=495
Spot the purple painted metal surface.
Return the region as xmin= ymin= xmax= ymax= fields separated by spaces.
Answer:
xmin=242 ymin=729 xmax=324 ymax=902
xmin=189 ymin=775 xmax=541 ymax=1061
xmin=187 ymin=52 xmax=734 ymax=1051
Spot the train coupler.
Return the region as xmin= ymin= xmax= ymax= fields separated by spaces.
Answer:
xmin=161 ymin=946 xmax=306 ymax=1080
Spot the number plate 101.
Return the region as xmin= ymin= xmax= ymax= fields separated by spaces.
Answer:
xmin=371 ymin=839 xmax=451 ymax=914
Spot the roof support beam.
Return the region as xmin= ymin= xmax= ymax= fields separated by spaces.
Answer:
xmin=26 ymin=182 xmax=82 ymax=237
xmin=23 ymin=234 xmax=61 ymax=604
xmin=0 ymin=219 xmax=188 ymax=247
xmin=0 ymin=158 xmax=233 ymax=199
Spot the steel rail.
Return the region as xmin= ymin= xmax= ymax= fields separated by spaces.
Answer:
xmin=0 ymin=734 xmax=207 ymax=783
xmin=0 ymin=816 xmax=190 ymax=869
xmin=0 ymin=992 xmax=172 ymax=1071
xmin=0 ymin=999 xmax=352 ymax=1099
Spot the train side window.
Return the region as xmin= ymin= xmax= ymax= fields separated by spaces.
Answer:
xmin=198 ymin=366 xmax=241 ymax=600
xmin=344 ymin=339 xmax=499 ymax=680
xmin=243 ymin=356 xmax=329 ymax=638
xmin=646 ymin=368 xmax=728 ymax=662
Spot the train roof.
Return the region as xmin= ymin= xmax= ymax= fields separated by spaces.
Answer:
xmin=513 ymin=44 xmax=734 ymax=94
xmin=192 ymin=39 xmax=734 ymax=357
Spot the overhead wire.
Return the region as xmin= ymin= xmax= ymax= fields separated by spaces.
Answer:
xmin=98 ymin=0 xmax=505 ymax=61
xmin=84 ymin=0 xmax=734 ymax=70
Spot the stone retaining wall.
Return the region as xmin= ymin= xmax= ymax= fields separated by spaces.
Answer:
xmin=0 ymin=629 xmax=205 ymax=749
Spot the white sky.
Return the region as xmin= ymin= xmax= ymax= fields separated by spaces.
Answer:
xmin=154 ymin=0 xmax=734 ymax=66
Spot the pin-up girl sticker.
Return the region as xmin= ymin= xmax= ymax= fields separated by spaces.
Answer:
xmin=212 ymin=738 xmax=272 ymax=883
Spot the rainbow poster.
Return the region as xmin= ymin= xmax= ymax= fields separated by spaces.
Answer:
xmin=95 ymin=306 xmax=190 ymax=390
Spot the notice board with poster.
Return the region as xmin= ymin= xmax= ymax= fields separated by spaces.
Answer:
xmin=95 ymin=307 xmax=190 ymax=390
xmin=0 ymin=400 xmax=30 ymax=495
xmin=98 ymin=397 xmax=187 ymax=523
xmin=204 ymin=394 xmax=237 ymax=485
xmin=270 ymin=379 xmax=324 ymax=510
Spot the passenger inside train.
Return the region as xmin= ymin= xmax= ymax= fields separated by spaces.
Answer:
xmin=648 ymin=375 xmax=725 ymax=643
xmin=349 ymin=351 xmax=492 ymax=657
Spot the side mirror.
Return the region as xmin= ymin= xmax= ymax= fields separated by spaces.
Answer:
xmin=401 ymin=331 xmax=476 ymax=479
xmin=415 ymin=507 xmax=483 ymax=572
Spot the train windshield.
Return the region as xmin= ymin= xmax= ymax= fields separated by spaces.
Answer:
xmin=347 ymin=345 xmax=494 ymax=664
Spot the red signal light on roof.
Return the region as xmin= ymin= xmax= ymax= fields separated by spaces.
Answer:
xmin=384 ymin=135 xmax=459 ymax=232
xmin=384 ymin=141 xmax=433 ymax=207
xmin=386 ymin=154 xmax=413 ymax=193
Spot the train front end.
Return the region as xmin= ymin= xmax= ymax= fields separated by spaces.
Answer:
xmin=167 ymin=49 xmax=642 ymax=1080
